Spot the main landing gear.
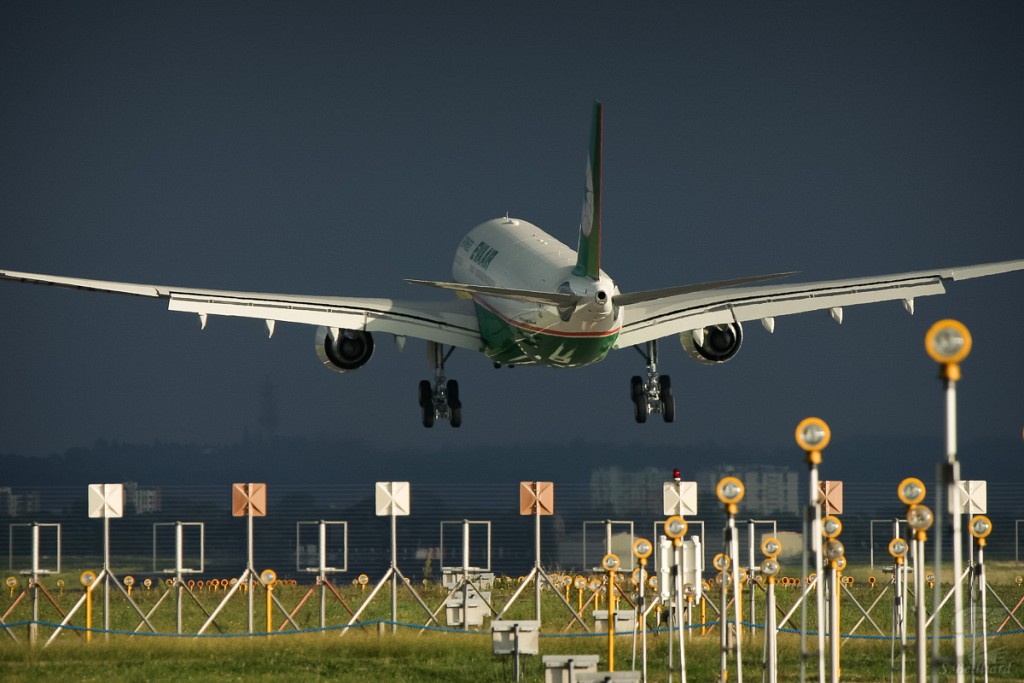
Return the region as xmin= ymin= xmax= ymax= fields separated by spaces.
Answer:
xmin=419 ymin=342 xmax=461 ymax=428
xmin=631 ymin=340 xmax=674 ymax=423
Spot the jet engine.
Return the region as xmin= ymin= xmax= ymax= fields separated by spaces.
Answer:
xmin=316 ymin=326 xmax=374 ymax=372
xmin=679 ymin=322 xmax=743 ymax=365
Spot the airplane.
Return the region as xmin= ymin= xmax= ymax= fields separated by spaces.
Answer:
xmin=3 ymin=101 xmax=1024 ymax=428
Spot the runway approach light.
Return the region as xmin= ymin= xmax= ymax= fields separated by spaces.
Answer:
xmin=761 ymin=537 xmax=782 ymax=558
xmin=601 ymin=553 xmax=621 ymax=572
xmin=795 ymin=417 xmax=831 ymax=452
xmin=665 ymin=515 xmax=688 ymax=540
xmin=822 ymin=515 xmax=842 ymax=539
xmin=898 ymin=478 xmax=927 ymax=506
xmin=713 ymin=553 xmax=731 ymax=572
xmin=969 ymin=515 xmax=992 ymax=545
xmin=889 ymin=538 xmax=909 ymax=561
xmin=716 ymin=477 xmax=745 ymax=514
xmin=632 ymin=538 xmax=653 ymax=561
xmin=825 ymin=540 xmax=845 ymax=563
xmin=761 ymin=558 xmax=781 ymax=578
xmin=925 ymin=319 xmax=972 ymax=367
xmin=907 ymin=504 xmax=934 ymax=540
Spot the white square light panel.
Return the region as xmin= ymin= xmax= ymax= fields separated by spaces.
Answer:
xmin=88 ymin=483 xmax=124 ymax=519
xmin=663 ymin=481 xmax=698 ymax=516
xmin=375 ymin=481 xmax=411 ymax=516
xmin=956 ymin=480 xmax=987 ymax=515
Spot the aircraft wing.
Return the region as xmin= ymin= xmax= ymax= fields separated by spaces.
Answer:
xmin=613 ymin=259 xmax=1024 ymax=349
xmin=0 ymin=269 xmax=483 ymax=351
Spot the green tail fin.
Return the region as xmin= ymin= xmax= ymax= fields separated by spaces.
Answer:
xmin=573 ymin=101 xmax=603 ymax=280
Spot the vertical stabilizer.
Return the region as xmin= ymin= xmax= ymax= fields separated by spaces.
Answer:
xmin=573 ymin=101 xmax=603 ymax=280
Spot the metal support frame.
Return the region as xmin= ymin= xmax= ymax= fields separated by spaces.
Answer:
xmin=46 ymin=514 xmax=156 ymax=645
xmin=495 ymin=502 xmax=587 ymax=630
xmin=870 ymin=519 xmax=906 ymax=570
xmin=428 ymin=520 xmax=496 ymax=629
xmin=289 ymin=520 xmax=352 ymax=631
xmin=3 ymin=523 xmax=62 ymax=645
xmin=142 ymin=522 xmax=209 ymax=634
xmin=745 ymin=519 xmax=776 ymax=636
xmin=583 ymin=520 xmax=635 ymax=571
xmin=1016 ymin=520 xmax=1024 ymax=566
xmin=342 ymin=510 xmax=439 ymax=635
xmin=198 ymin=492 xmax=299 ymax=635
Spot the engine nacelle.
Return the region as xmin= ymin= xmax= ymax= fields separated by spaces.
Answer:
xmin=679 ymin=322 xmax=743 ymax=365
xmin=316 ymin=326 xmax=374 ymax=372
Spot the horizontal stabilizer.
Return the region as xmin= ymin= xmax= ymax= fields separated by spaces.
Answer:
xmin=613 ymin=271 xmax=797 ymax=307
xmin=406 ymin=279 xmax=581 ymax=307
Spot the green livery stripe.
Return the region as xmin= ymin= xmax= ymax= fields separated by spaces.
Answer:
xmin=474 ymin=301 xmax=617 ymax=368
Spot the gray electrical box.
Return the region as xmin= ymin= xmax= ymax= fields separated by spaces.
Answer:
xmin=592 ymin=609 xmax=635 ymax=633
xmin=491 ymin=620 xmax=540 ymax=656
xmin=543 ymin=654 xmax=600 ymax=683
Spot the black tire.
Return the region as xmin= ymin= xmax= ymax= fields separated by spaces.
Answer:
xmin=419 ymin=380 xmax=435 ymax=427
xmin=446 ymin=379 xmax=460 ymax=409
xmin=450 ymin=404 xmax=462 ymax=428
xmin=634 ymin=399 xmax=647 ymax=424
xmin=630 ymin=376 xmax=643 ymax=402
xmin=658 ymin=375 xmax=675 ymax=422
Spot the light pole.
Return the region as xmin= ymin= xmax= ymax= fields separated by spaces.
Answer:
xmin=796 ymin=417 xmax=831 ymax=683
xmin=889 ymin=537 xmax=910 ymax=683
xmin=633 ymin=538 xmax=653 ymax=683
xmin=900 ymin=477 xmax=933 ymax=683
xmin=968 ymin=515 xmax=992 ymax=683
xmin=925 ymin=319 xmax=972 ymax=683
xmin=717 ymin=476 xmax=746 ymax=683
xmin=822 ymin=515 xmax=844 ymax=683
xmin=761 ymin=537 xmax=783 ymax=683
xmin=602 ymin=553 xmax=621 ymax=672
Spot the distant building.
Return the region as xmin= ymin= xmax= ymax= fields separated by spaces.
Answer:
xmin=124 ymin=481 xmax=162 ymax=514
xmin=0 ymin=487 xmax=41 ymax=517
xmin=588 ymin=467 xmax=665 ymax=517
xmin=696 ymin=465 xmax=799 ymax=516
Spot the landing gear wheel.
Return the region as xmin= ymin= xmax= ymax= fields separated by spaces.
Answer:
xmin=659 ymin=375 xmax=675 ymax=423
xmin=634 ymin=396 xmax=648 ymax=424
xmin=446 ymin=380 xmax=462 ymax=428
xmin=630 ymin=376 xmax=643 ymax=402
xmin=418 ymin=380 xmax=435 ymax=428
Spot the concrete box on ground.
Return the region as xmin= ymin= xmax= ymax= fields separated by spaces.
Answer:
xmin=575 ymin=672 xmax=641 ymax=683
xmin=543 ymin=654 xmax=600 ymax=683
xmin=592 ymin=609 xmax=636 ymax=633
xmin=491 ymin=620 xmax=540 ymax=655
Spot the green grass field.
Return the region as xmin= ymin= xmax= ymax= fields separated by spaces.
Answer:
xmin=2 ymin=562 xmax=1023 ymax=681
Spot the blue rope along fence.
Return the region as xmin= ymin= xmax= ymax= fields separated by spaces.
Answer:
xmin=3 ymin=619 xmax=1023 ymax=640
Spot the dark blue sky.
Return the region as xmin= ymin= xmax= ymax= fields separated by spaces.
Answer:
xmin=2 ymin=2 xmax=1022 ymax=468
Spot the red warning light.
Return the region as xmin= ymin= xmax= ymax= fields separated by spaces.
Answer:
xmin=673 ymin=468 xmax=681 ymax=481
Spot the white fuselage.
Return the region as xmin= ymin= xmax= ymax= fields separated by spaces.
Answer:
xmin=451 ymin=217 xmax=622 ymax=367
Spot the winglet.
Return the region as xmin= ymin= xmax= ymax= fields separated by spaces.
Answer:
xmin=573 ymin=101 xmax=603 ymax=280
